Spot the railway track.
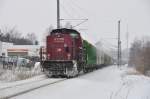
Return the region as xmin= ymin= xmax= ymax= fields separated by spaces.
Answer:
xmin=0 ymin=75 xmax=46 ymax=91
xmin=0 ymin=77 xmax=67 ymax=99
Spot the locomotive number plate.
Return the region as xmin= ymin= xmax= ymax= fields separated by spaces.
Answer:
xmin=54 ymin=38 xmax=64 ymax=42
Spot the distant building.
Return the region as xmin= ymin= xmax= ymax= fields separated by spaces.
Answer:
xmin=0 ymin=41 xmax=40 ymax=57
xmin=7 ymin=45 xmax=40 ymax=57
xmin=0 ymin=41 xmax=13 ymax=56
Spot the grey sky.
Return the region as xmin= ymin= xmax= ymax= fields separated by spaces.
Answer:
xmin=0 ymin=0 xmax=150 ymax=48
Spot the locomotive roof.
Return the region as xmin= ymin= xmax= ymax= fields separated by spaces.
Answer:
xmin=51 ymin=28 xmax=80 ymax=34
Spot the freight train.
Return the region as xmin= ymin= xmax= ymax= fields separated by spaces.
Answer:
xmin=40 ymin=28 xmax=112 ymax=77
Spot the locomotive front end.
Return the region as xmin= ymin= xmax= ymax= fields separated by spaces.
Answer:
xmin=41 ymin=29 xmax=83 ymax=77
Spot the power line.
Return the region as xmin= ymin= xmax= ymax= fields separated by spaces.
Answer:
xmin=60 ymin=2 xmax=73 ymax=18
xmin=64 ymin=0 xmax=82 ymax=18
xmin=60 ymin=19 xmax=88 ymax=20
xmin=68 ymin=0 xmax=88 ymax=17
xmin=71 ymin=19 xmax=88 ymax=28
xmin=100 ymin=38 xmax=118 ymax=48
xmin=58 ymin=0 xmax=88 ymax=28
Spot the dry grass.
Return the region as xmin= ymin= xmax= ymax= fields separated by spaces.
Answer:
xmin=125 ymin=67 xmax=142 ymax=76
xmin=0 ymin=66 xmax=42 ymax=82
xmin=126 ymin=70 xmax=141 ymax=75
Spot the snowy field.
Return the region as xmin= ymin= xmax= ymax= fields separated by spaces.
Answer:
xmin=5 ymin=65 xmax=150 ymax=99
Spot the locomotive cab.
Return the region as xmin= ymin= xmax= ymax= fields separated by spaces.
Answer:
xmin=47 ymin=28 xmax=82 ymax=60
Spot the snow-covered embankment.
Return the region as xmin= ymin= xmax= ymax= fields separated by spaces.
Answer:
xmin=0 ymin=62 xmax=42 ymax=82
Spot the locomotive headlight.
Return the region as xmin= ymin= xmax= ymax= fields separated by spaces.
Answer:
xmin=79 ymin=47 xmax=82 ymax=49
xmin=67 ymin=53 xmax=71 ymax=59
xmin=67 ymin=53 xmax=71 ymax=57
xmin=64 ymin=44 xmax=67 ymax=47
xmin=57 ymin=48 xmax=62 ymax=52
xmin=47 ymin=54 xmax=50 ymax=59
xmin=57 ymin=34 xmax=61 ymax=38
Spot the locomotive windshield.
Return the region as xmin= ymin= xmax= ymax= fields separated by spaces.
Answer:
xmin=51 ymin=28 xmax=80 ymax=35
xmin=70 ymin=33 xmax=78 ymax=38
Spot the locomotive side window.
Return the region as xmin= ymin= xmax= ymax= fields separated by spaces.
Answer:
xmin=65 ymin=46 xmax=69 ymax=53
xmin=64 ymin=44 xmax=69 ymax=52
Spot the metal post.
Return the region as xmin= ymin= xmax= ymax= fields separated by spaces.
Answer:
xmin=120 ymin=42 xmax=122 ymax=66
xmin=118 ymin=20 xmax=121 ymax=67
xmin=57 ymin=0 xmax=60 ymax=29
xmin=126 ymin=25 xmax=129 ymax=66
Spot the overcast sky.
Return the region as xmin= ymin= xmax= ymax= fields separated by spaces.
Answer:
xmin=0 ymin=0 xmax=150 ymax=48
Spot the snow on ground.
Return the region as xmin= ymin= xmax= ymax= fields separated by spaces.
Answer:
xmin=0 ymin=62 xmax=42 ymax=82
xmin=11 ymin=65 xmax=150 ymax=99
xmin=0 ymin=75 xmax=64 ymax=99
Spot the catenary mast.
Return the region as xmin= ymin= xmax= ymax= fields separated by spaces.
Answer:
xmin=117 ymin=20 xmax=121 ymax=67
xmin=57 ymin=0 xmax=60 ymax=29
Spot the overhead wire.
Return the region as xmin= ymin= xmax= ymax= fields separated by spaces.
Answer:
xmin=59 ymin=0 xmax=88 ymax=29
xmin=63 ymin=0 xmax=81 ymax=18
xmin=72 ymin=19 xmax=88 ymax=28
xmin=60 ymin=2 xmax=73 ymax=18
xmin=65 ymin=0 xmax=88 ymax=19
xmin=96 ymin=39 xmax=118 ymax=57
xmin=68 ymin=0 xmax=88 ymax=17
xmin=101 ymin=39 xmax=118 ymax=48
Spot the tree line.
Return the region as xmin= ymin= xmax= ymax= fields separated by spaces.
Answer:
xmin=129 ymin=37 xmax=150 ymax=74
xmin=0 ymin=27 xmax=38 ymax=45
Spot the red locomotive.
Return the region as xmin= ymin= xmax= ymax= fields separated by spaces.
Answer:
xmin=40 ymin=28 xmax=86 ymax=77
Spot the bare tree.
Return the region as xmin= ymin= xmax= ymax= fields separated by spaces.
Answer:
xmin=129 ymin=37 xmax=150 ymax=74
xmin=0 ymin=26 xmax=38 ymax=45
xmin=26 ymin=33 xmax=38 ymax=45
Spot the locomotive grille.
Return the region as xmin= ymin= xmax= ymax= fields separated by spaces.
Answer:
xmin=42 ymin=60 xmax=73 ymax=71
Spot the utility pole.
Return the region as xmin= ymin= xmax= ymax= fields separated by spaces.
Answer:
xmin=126 ymin=25 xmax=129 ymax=65
xmin=57 ymin=0 xmax=60 ymax=29
xmin=117 ymin=20 xmax=121 ymax=67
